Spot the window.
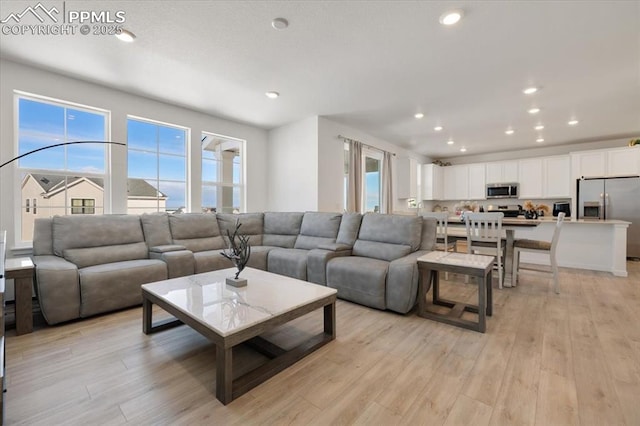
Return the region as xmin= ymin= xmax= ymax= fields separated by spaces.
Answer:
xmin=201 ymin=132 xmax=245 ymax=213
xmin=127 ymin=117 xmax=187 ymax=214
xmin=363 ymin=148 xmax=383 ymax=213
xmin=16 ymin=94 xmax=108 ymax=242
xmin=71 ymin=198 xmax=95 ymax=214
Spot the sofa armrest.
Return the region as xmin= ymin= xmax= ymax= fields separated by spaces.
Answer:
xmin=317 ymin=243 xmax=352 ymax=252
xmin=149 ymin=244 xmax=187 ymax=253
xmin=33 ymin=255 xmax=80 ymax=325
xmin=149 ymin=249 xmax=194 ymax=278
xmin=307 ymin=248 xmax=352 ymax=285
xmin=386 ymin=250 xmax=431 ymax=314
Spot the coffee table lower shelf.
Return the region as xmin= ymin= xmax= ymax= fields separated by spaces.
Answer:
xmin=142 ymin=290 xmax=336 ymax=405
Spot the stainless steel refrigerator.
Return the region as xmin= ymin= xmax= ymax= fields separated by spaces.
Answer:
xmin=577 ymin=176 xmax=640 ymax=258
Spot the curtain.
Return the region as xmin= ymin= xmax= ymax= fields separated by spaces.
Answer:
xmin=381 ymin=151 xmax=393 ymax=214
xmin=347 ymin=139 xmax=362 ymax=213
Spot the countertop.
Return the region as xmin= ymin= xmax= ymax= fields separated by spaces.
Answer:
xmin=445 ymin=216 xmax=630 ymax=226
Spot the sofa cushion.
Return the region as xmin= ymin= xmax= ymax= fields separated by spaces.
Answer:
xmin=357 ymin=213 xmax=422 ymax=251
xmin=63 ymin=242 xmax=149 ymax=269
xmin=336 ymin=212 xmax=362 ymax=247
xmin=169 ymin=213 xmax=225 ymax=252
xmin=33 ymin=218 xmax=54 ymax=256
xmin=419 ymin=217 xmax=438 ymax=251
xmin=141 ymin=213 xmax=173 ymax=247
xmin=217 ymin=213 xmax=264 ymax=246
xmin=326 ymin=256 xmax=388 ymax=310
xmin=263 ymin=212 xmax=304 ymax=248
xmin=246 ymin=246 xmax=277 ymax=271
xmin=193 ymin=250 xmax=234 ymax=274
xmin=78 ymin=259 xmax=167 ymax=317
xmin=268 ymin=248 xmax=309 ymax=280
xmin=53 ymin=215 xmax=143 ymax=256
xmin=294 ymin=212 xmax=342 ymax=250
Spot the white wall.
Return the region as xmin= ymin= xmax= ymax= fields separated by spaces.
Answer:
xmin=267 ymin=116 xmax=319 ymax=211
xmin=317 ymin=117 xmax=428 ymax=213
xmin=0 ymin=59 xmax=269 ymax=251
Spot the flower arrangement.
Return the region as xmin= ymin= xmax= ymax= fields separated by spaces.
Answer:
xmin=523 ymin=200 xmax=550 ymax=218
xmin=629 ymin=138 xmax=640 ymax=147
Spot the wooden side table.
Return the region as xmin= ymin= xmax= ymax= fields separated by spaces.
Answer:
xmin=417 ymin=251 xmax=495 ymax=333
xmin=4 ymin=257 xmax=35 ymax=335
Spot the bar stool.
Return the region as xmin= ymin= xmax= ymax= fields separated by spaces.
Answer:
xmin=512 ymin=212 xmax=565 ymax=294
xmin=465 ymin=212 xmax=505 ymax=288
xmin=422 ymin=212 xmax=457 ymax=280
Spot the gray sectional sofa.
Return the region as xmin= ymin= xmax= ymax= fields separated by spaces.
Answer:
xmin=32 ymin=212 xmax=437 ymax=324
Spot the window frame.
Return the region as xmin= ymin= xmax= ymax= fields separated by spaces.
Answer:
xmin=71 ymin=198 xmax=96 ymax=215
xmin=362 ymin=147 xmax=384 ymax=214
xmin=13 ymin=91 xmax=111 ymax=247
xmin=126 ymin=115 xmax=190 ymax=214
xmin=201 ymin=131 xmax=246 ymax=213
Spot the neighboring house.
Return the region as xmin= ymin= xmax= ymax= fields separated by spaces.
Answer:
xmin=21 ymin=173 xmax=167 ymax=240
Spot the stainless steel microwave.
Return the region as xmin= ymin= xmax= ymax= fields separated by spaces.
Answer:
xmin=486 ymin=183 xmax=519 ymax=199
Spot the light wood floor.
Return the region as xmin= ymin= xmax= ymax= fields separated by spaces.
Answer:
xmin=5 ymin=261 xmax=640 ymax=425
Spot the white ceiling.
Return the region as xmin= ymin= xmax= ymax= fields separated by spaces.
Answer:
xmin=1 ymin=1 xmax=639 ymax=158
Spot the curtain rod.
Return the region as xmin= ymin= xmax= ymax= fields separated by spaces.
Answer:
xmin=337 ymin=135 xmax=396 ymax=156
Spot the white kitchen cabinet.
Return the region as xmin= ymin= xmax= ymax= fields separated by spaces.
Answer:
xmin=442 ymin=165 xmax=469 ymax=200
xmin=518 ymin=158 xmax=543 ymax=198
xmin=571 ymin=151 xmax=606 ymax=179
xmin=486 ymin=161 xmax=518 ymax=184
xmin=468 ymin=163 xmax=486 ymax=200
xmin=607 ymin=147 xmax=639 ymax=176
xmin=396 ymin=157 xmax=417 ymax=199
xmin=543 ymin=155 xmax=571 ymax=198
xmin=571 ymin=146 xmax=639 ymax=179
xmin=421 ymin=164 xmax=443 ymax=200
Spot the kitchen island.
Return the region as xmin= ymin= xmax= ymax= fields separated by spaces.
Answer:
xmin=447 ymin=217 xmax=630 ymax=283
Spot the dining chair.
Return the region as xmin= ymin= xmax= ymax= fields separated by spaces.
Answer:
xmin=465 ymin=212 xmax=505 ymax=288
xmin=512 ymin=212 xmax=565 ymax=294
xmin=422 ymin=212 xmax=457 ymax=279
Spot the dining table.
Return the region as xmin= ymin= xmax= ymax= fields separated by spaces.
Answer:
xmin=445 ymin=217 xmax=542 ymax=288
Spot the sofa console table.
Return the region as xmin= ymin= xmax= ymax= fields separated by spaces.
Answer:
xmin=417 ymin=251 xmax=495 ymax=333
xmin=4 ymin=257 xmax=34 ymax=335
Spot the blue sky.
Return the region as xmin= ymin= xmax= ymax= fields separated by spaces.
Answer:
xmin=19 ymin=98 xmax=241 ymax=211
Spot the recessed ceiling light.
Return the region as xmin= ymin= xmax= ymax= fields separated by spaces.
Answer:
xmin=535 ymin=124 xmax=544 ymax=130
xmin=434 ymin=126 xmax=443 ymax=131
xmin=439 ymin=10 xmax=463 ymax=26
xmin=528 ymin=107 xmax=540 ymax=114
xmin=414 ymin=113 xmax=424 ymax=119
xmin=115 ymin=29 xmax=136 ymax=42
xmin=460 ymin=147 xmax=467 ymax=152
xmin=568 ymin=119 xmax=579 ymax=126
xmin=272 ymin=18 xmax=289 ymax=30
xmin=505 ymin=129 xmax=515 ymax=135
xmin=265 ymin=91 xmax=280 ymax=99
xmin=523 ymin=87 xmax=538 ymax=95
xmin=447 ymin=139 xmax=454 ymax=145
xmin=536 ymin=138 xmax=545 ymax=143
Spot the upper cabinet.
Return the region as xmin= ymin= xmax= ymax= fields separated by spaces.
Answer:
xmin=396 ymin=157 xmax=417 ymax=199
xmin=468 ymin=164 xmax=486 ymax=200
xmin=421 ymin=164 xmax=443 ymax=200
xmin=571 ymin=147 xmax=640 ymax=179
xmin=441 ymin=164 xmax=485 ymax=200
xmin=542 ymin=155 xmax=571 ymax=198
xmin=485 ymin=161 xmax=518 ymax=184
xmin=607 ymin=147 xmax=639 ymax=176
xmin=518 ymin=158 xmax=543 ymax=198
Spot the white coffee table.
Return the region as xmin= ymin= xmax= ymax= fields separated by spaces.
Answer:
xmin=142 ymin=267 xmax=337 ymax=405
